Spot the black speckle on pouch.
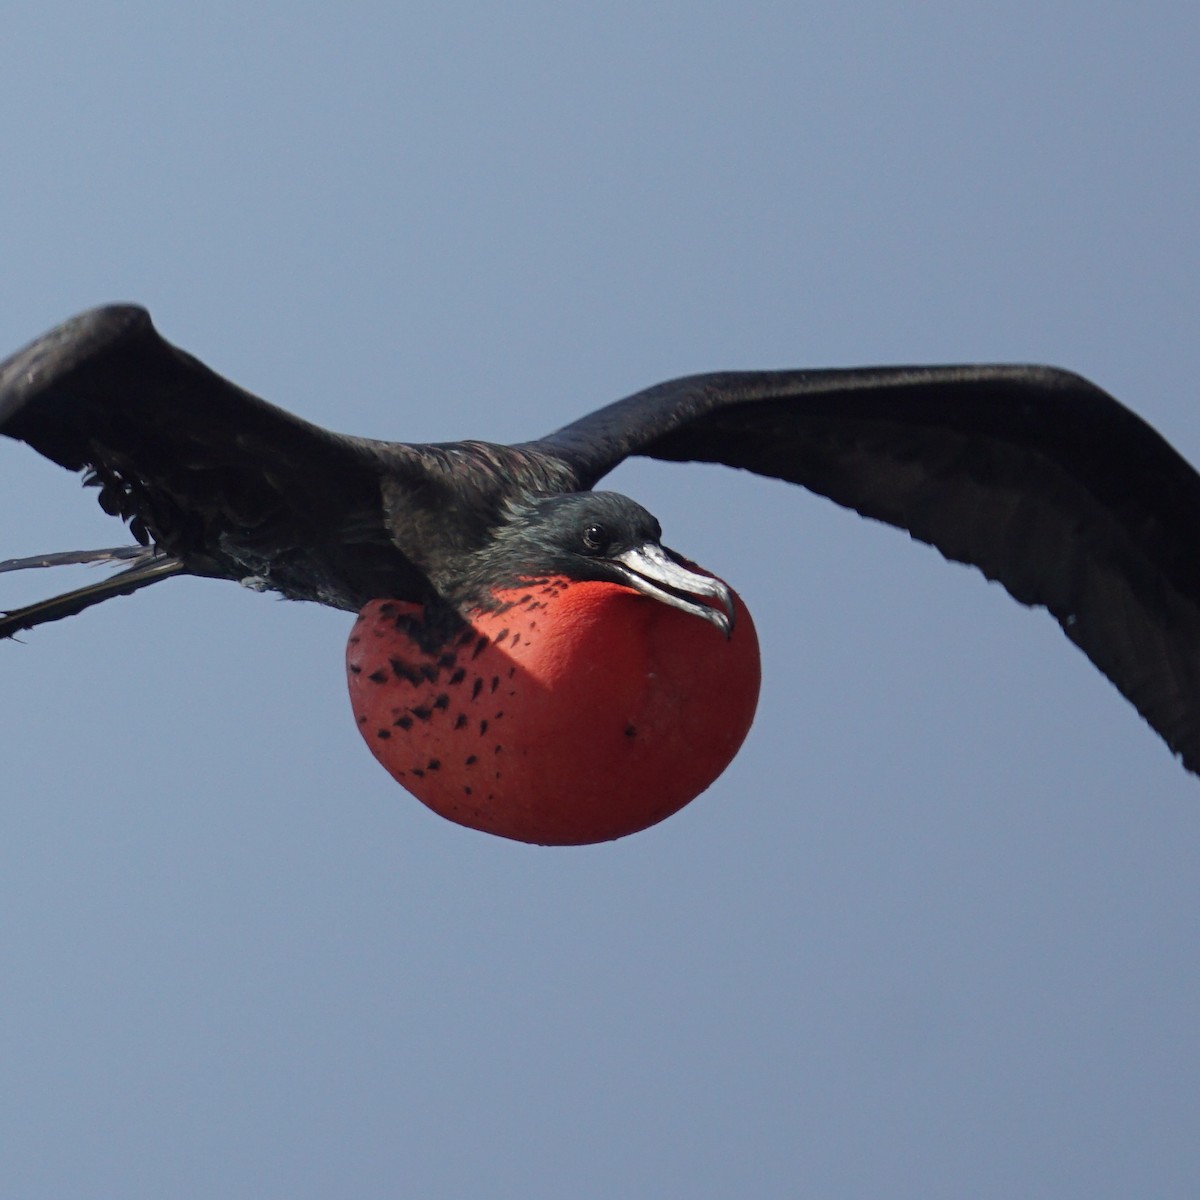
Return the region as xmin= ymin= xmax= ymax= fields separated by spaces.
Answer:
xmin=625 ymin=724 xmax=637 ymax=738
xmin=357 ymin=714 xmax=367 ymax=725
xmin=454 ymin=713 xmax=468 ymax=730
xmin=479 ymin=719 xmax=489 ymax=735
xmin=465 ymin=754 xmax=477 ymax=765
xmin=490 ymin=676 xmax=499 ymax=693
xmin=507 ymin=666 xmax=516 ymax=678
xmin=511 ymin=632 xmax=521 ymax=647
xmin=494 ymin=710 xmax=504 ymax=720
xmin=348 ymin=663 xmax=362 ymax=675
xmin=493 ymin=628 xmax=509 ymax=645
xmin=438 ymin=652 xmax=457 ymax=669
xmin=427 ymin=759 xmax=441 ymax=771
xmin=412 ymin=768 xmax=425 ymax=778
xmin=375 ymin=729 xmax=391 ymax=740
xmin=367 ymin=669 xmax=388 ymax=684
xmin=394 ymin=715 xmax=413 ymax=730
xmin=472 ymin=636 xmax=488 ymax=659
xmin=412 ymin=706 xmax=433 ymax=722
xmin=389 ymin=657 xmax=422 ymax=685
xmin=433 ymin=693 xmax=450 ymax=710
xmin=471 ymin=677 xmax=483 ymax=701
xmin=449 ymin=667 xmax=466 ymax=685
xmin=464 ymin=786 xmax=473 ymax=796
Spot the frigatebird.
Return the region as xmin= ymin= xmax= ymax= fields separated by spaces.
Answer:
xmin=2 ymin=305 xmax=1198 ymax=841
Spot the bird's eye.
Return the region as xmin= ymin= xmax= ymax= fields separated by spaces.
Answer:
xmin=582 ymin=523 xmax=607 ymax=552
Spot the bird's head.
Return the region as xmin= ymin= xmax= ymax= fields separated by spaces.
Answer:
xmin=350 ymin=486 xmax=759 ymax=843
xmin=457 ymin=491 xmax=735 ymax=636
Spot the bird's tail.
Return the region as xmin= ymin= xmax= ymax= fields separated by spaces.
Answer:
xmin=0 ymin=546 xmax=185 ymax=638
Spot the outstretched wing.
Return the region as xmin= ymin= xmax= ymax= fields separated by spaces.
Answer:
xmin=0 ymin=306 xmax=422 ymax=610
xmin=528 ymin=366 xmax=1200 ymax=775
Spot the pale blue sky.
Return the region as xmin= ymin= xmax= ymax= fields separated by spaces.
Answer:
xmin=1 ymin=3 xmax=1198 ymax=1196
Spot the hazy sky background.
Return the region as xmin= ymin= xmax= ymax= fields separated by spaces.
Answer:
xmin=1 ymin=3 xmax=1198 ymax=1196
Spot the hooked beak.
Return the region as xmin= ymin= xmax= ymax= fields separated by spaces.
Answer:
xmin=609 ymin=543 xmax=735 ymax=637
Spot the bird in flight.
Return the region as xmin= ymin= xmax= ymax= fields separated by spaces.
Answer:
xmin=2 ymin=306 xmax=1196 ymax=841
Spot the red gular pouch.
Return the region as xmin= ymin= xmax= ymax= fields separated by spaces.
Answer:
xmin=347 ymin=576 xmax=760 ymax=845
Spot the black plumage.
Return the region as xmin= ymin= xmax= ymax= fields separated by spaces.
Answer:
xmin=3 ymin=304 xmax=1199 ymax=773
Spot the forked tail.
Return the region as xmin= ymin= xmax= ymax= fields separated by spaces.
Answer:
xmin=0 ymin=546 xmax=185 ymax=638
